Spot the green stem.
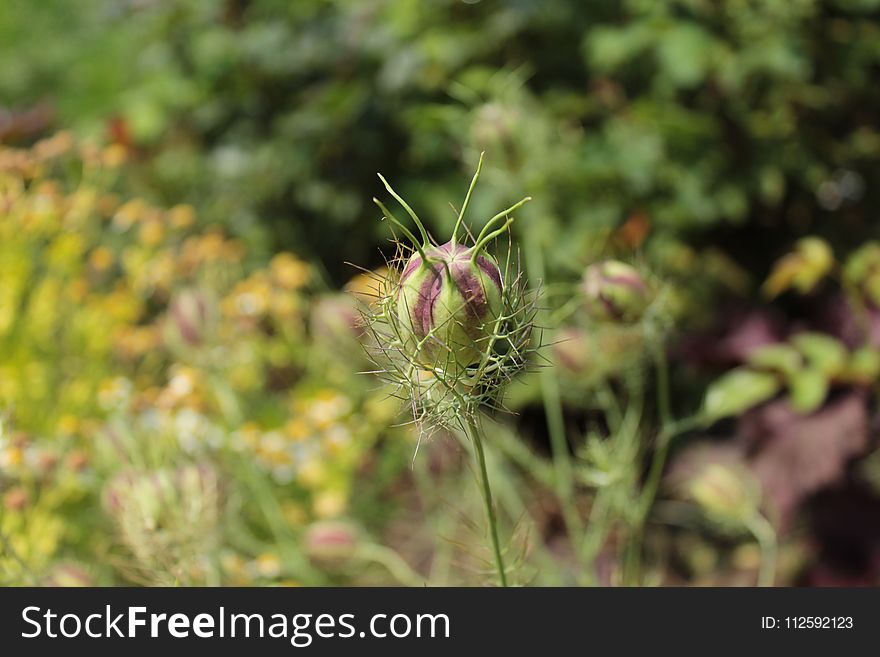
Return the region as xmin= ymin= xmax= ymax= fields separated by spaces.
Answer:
xmin=523 ymin=241 xmax=585 ymax=563
xmin=626 ymin=341 xmax=704 ymax=584
xmin=377 ymin=174 xmax=432 ymax=246
xmin=374 ymin=197 xmax=429 ymax=261
xmin=636 ymin=343 xmax=673 ymax=523
xmin=464 ymin=413 xmax=508 ymax=587
xmin=640 ymin=416 xmax=703 ymax=519
xmin=471 ymin=218 xmax=514 ymax=259
xmin=473 ymin=197 xmax=532 ymax=250
xmin=746 ymin=512 xmax=777 ymax=587
xmin=357 ymin=544 xmax=424 ymax=587
xmin=452 ymin=152 xmax=484 ymax=246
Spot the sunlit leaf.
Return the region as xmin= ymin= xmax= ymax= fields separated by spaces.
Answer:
xmin=791 ymin=332 xmax=848 ymax=378
xmin=703 ymin=367 xmax=781 ymax=420
xmin=788 ymin=367 xmax=829 ymax=413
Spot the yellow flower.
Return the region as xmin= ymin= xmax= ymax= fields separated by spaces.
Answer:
xmin=297 ymin=459 xmax=327 ymax=488
xmin=168 ymin=204 xmax=196 ymax=230
xmin=113 ymin=198 xmax=147 ymax=231
xmin=89 ymin=246 xmax=114 ymax=272
xmin=254 ymin=553 xmax=282 ymax=578
xmin=67 ymin=277 xmax=90 ymax=303
xmin=345 ymin=266 xmax=393 ymax=307
xmin=306 ymin=390 xmax=352 ymax=429
xmin=270 ymin=253 xmax=310 ymax=290
xmin=97 ymin=377 xmax=133 ymax=410
xmin=283 ymin=417 xmax=311 ymax=442
xmin=139 ymin=220 xmax=165 ymax=247
xmin=0 ymin=445 xmax=24 ymax=469
xmin=102 ymin=144 xmax=128 ymax=168
xmin=313 ymin=490 xmax=347 ymax=519
xmin=55 ymin=415 xmax=80 ymax=437
xmin=269 ymin=289 xmax=301 ymax=318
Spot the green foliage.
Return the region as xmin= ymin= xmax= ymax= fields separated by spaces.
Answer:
xmin=5 ymin=0 xmax=880 ymax=287
xmin=703 ymin=367 xmax=781 ymax=420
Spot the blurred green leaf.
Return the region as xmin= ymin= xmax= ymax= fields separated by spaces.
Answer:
xmin=703 ymin=368 xmax=781 ymax=421
xmin=747 ymin=343 xmax=803 ymax=378
xmin=788 ymin=367 xmax=829 ymax=413
xmin=792 ymin=332 xmax=848 ymax=378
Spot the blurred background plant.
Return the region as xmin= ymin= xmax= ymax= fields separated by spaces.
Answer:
xmin=2 ymin=0 xmax=880 ymax=586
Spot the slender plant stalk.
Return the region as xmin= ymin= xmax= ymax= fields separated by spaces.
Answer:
xmin=357 ymin=543 xmax=424 ymax=587
xmin=464 ymin=413 xmax=508 ymax=587
xmin=626 ymin=341 xmax=705 ymax=584
xmin=746 ymin=512 xmax=777 ymax=587
xmin=523 ymin=240 xmax=585 ymax=563
xmin=637 ymin=341 xmax=673 ymax=524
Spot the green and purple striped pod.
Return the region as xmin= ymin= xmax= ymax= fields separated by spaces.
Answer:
xmin=397 ymin=240 xmax=503 ymax=368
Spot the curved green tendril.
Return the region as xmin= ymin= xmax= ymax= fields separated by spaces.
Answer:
xmin=472 ymin=217 xmax=514 ymax=261
xmin=373 ymin=197 xmax=429 ymax=262
xmin=473 ymin=196 xmax=532 ymax=252
xmin=377 ymin=173 xmax=432 ymax=247
xmin=452 ymin=151 xmax=484 ymax=246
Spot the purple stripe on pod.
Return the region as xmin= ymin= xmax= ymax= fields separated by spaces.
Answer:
xmin=474 ymin=254 xmax=503 ymax=291
xmin=397 ymin=240 xmax=505 ymax=357
xmin=450 ymin=260 xmax=488 ymax=321
xmin=411 ymin=264 xmax=443 ymax=339
xmin=400 ymin=254 xmax=424 ymax=283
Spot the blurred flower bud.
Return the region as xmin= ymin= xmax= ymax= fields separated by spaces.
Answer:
xmin=689 ymin=463 xmax=758 ymax=524
xmin=310 ymin=293 xmax=362 ymax=347
xmin=164 ymin=287 xmax=218 ymax=350
xmin=397 ymin=241 xmax=503 ymax=368
xmin=304 ymin=521 xmax=358 ymax=565
xmin=552 ymin=327 xmax=591 ymax=374
xmin=581 ymin=260 xmax=651 ymax=323
xmin=3 ymin=486 xmax=29 ymax=511
xmin=668 ymin=445 xmax=760 ymax=525
xmin=42 ymin=563 xmax=93 ymax=587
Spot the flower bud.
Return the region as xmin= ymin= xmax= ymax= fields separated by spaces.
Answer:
xmin=304 ymin=520 xmax=358 ymax=565
xmin=310 ymin=293 xmax=361 ymax=346
xmin=582 ymin=260 xmax=650 ymax=323
xmin=3 ymin=486 xmax=29 ymax=511
xmin=397 ymin=241 xmax=503 ymax=367
xmin=688 ymin=463 xmax=757 ymax=523
xmin=552 ymin=327 xmax=591 ymax=375
xmin=43 ymin=563 xmax=93 ymax=587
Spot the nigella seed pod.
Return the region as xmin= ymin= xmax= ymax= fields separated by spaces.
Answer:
xmin=304 ymin=520 xmax=358 ymax=565
xmin=371 ymin=155 xmax=529 ymax=372
xmin=397 ymin=241 xmax=503 ymax=367
xmin=582 ymin=260 xmax=650 ymax=323
xmin=365 ymin=153 xmax=536 ymax=431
